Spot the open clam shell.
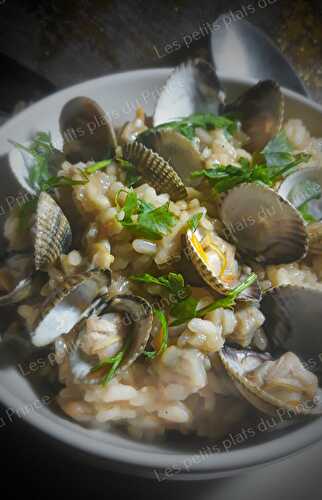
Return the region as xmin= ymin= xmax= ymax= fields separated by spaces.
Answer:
xmin=0 ymin=253 xmax=46 ymax=306
xmin=223 ymin=80 xmax=284 ymax=152
xmin=60 ymin=294 xmax=153 ymax=384
xmin=34 ymin=192 xmax=72 ymax=271
xmin=261 ymin=285 xmax=322 ymax=363
xmin=59 ymin=96 xmax=117 ymax=162
xmin=153 ymin=58 xmax=226 ymax=126
xmin=31 ymin=270 xmax=110 ymax=347
xmin=123 ymin=140 xmax=187 ymax=201
xmin=137 ymin=129 xmax=204 ymax=187
xmin=278 ymin=166 xmax=322 ymax=254
xmin=185 ymin=226 xmax=261 ymax=301
xmin=219 ymin=346 xmax=322 ymax=416
xmin=220 ymin=183 xmax=308 ymax=264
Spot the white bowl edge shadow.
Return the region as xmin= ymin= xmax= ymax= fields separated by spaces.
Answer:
xmin=0 ymin=68 xmax=322 ymax=479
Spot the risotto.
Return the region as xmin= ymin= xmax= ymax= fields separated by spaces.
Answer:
xmin=2 ymin=59 xmax=322 ymax=442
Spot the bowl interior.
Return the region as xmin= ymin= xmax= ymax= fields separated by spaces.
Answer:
xmin=0 ymin=69 xmax=322 ymax=479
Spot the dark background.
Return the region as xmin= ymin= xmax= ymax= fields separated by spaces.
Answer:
xmin=1 ymin=0 xmax=322 ymax=498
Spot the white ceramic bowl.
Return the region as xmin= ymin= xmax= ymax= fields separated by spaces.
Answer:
xmin=1 ymin=69 xmax=322 ymax=480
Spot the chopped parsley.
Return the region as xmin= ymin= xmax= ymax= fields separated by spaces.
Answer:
xmin=116 ymin=157 xmax=141 ymax=187
xmin=170 ymin=272 xmax=258 ymax=326
xmin=90 ymin=335 xmax=132 ymax=385
xmin=130 ymin=272 xmax=186 ymax=296
xmin=191 ymin=131 xmax=311 ymax=194
xmin=144 ymin=309 xmax=169 ymax=359
xmin=138 ymin=113 xmax=237 ymax=142
xmin=187 ymin=212 xmax=203 ymax=233
xmin=289 ymin=179 xmax=322 ymax=223
xmin=118 ymin=191 xmax=177 ymax=240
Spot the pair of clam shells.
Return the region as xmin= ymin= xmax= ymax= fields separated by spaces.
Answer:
xmin=219 ymin=284 xmax=322 ymax=417
xmin=0 ymin=192 xmax=72 ymax=306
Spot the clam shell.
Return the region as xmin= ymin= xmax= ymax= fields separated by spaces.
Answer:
xmin=223 ymin=80 xmax=284 ymax=152
xmin=0 ymin=253 xmax=46 ymax=306
xmin=261 ymin=285 xmax=322 ymax=362
xmin=220 ymin=183 xmax=308 ymax=264
xmin=123 ymin=140 xmax=187 ymax=201
xmin=153 ymin=58 xmax=226 ymax=126
xmin=34 ymin=192 xmax=72 ymax=271
xmin=219 ymin=346 xmax=322 ymax=416
xmin=137 ymin=129 xmax=204 ymax=187
xmin=184 ymin=227 xmax=261 ymax=301
xmin=278 ymin=166 xmax=322 ymax=255
xmin=59 ymin=96 xmax=117 ymax=162
xmin=61 ymin=294 xmax=153 ymax=384
xmin=31 ymin=270 xmax=110 ymax=347
xmin=0 ymin=275 xmax=34 ymax=306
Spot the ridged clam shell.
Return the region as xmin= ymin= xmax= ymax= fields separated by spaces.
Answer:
xmin=0 ymin=275 xmax=33 ymax=306
xmin=223 ymin=80 xmax=284 ymax=152
xmin=61 ymin=294 xmax=153 ymax=384
xmin=278 ymin=166 xmax=322 ymax=255
xmin=123 ymin=140 xmax=187 ymax=201
xmin=261 ymin=285 xmax=322 ymax=361
xmin=31 ymin=270 xmax=110 ymax=347
xmin=153 ymin=58 xmax=226 ymax=126
xmin=34 ymin=192 xmax=72 ymax=271
xmin=185 ymin=228 xmax=261 ymax=301
xmin=220 ymin=183 xmax=308 ymax=264
xmin=137 ymin=129 xmax=204 ymax=187
xmin=59 ymin=96 xmax=117 ymax=162
xmin=219 ymin=346 xmax=322 ymax=416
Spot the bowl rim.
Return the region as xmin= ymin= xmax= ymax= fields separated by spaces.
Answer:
xmin=1 ymin=67 xmax=322 ymax=478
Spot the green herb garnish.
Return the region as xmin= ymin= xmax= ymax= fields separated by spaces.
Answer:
xmin=119 ymin=191 xmax=177 ymax=240
xmin=116 ymin=157 xmax=141 ymax=187
xmin=170 ymin=273 xmax=257 ymax=326
xmin=130 ymin=272 xmax=186 ymax=296
xmin=298 ymin=202 xmax=319 ymax=223
xmin=187 ymin=212 xmax=203 ymax=232
xmin=9 ymin=132 xmax=56 ymax=192
xmin=144 ymin=309 xmax=169 ymax=359
xmin=90 ymin=336 xmax=132 ymax=385
xmin=139 ymin=113 xmax=237 ymax=142
xmin=192 ymin=131 xmax=311 ymax=195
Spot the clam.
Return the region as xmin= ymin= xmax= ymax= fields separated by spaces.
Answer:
xmin=58 ymin=294 xmax=153 ymax=384
xmin=34 ymin=191 xmax=72 ymax=271
xmin=0 ymin=253 xmax=37 ymax=306
xmin=220 ymin=183 xmax=308 ymax=264
xmin=219 ymin=346 xmax=322 ymax=416
xmin=30 ymin=270 xmax=110 ymax=347
xmin=184 ymin=225 xmax=261 ymax=301
xmin=261 ymin=285 xmax=322 ymax=362
xmin=0 ymin=193 xmax=72 ymax=307
xmin=137 ymin=129 xmax=204 ymax=187
xmin=153 ymin=58 xmax=226 ymax=126
xmin=223 ymin=80 xmax=284 ymax=152
xmin=153 ymin=59 xmax=283 ymax=153
xmin=122 ymin=140 xmax=187 ymax=201
xmin=59 ymin=96 xmax=117 ymax=163
xmin=278 ymin=166 xmax=322 ymax=254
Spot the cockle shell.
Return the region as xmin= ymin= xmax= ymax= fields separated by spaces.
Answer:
xmin=123 ymin=140 xmax=187 ymax=201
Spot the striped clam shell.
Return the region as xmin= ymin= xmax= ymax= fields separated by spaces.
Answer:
xmin=185 ymin=227 xmax=261 ymax=301
xmin=60 ymin=294 xmax=153 ymax=384
xmin=278 ymin=166 xmax=322 ymax=255
xmin=220 ymin=183 xmax=308 ymax=265
xmin=223 ymin=80 xmax=284 ymax=153
xmin=219 ymin=346 xmax=322 ymax=416
xmin=34 ymin=192 xmax=72 ymax=271
xmin=31 ymin=269 xmax=110 ymax=347
xmin=153 ymin=58 xmax=226 ymax=126
xmin=59 ymin=96 xmax=117 ymax=163
xmin=261 ymin=285 xmax=322 ymax=361
xmin=137 ymin=129 xmax=205 ymax=187
xmin=123 ymin=140 xmax=187 ymax=201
